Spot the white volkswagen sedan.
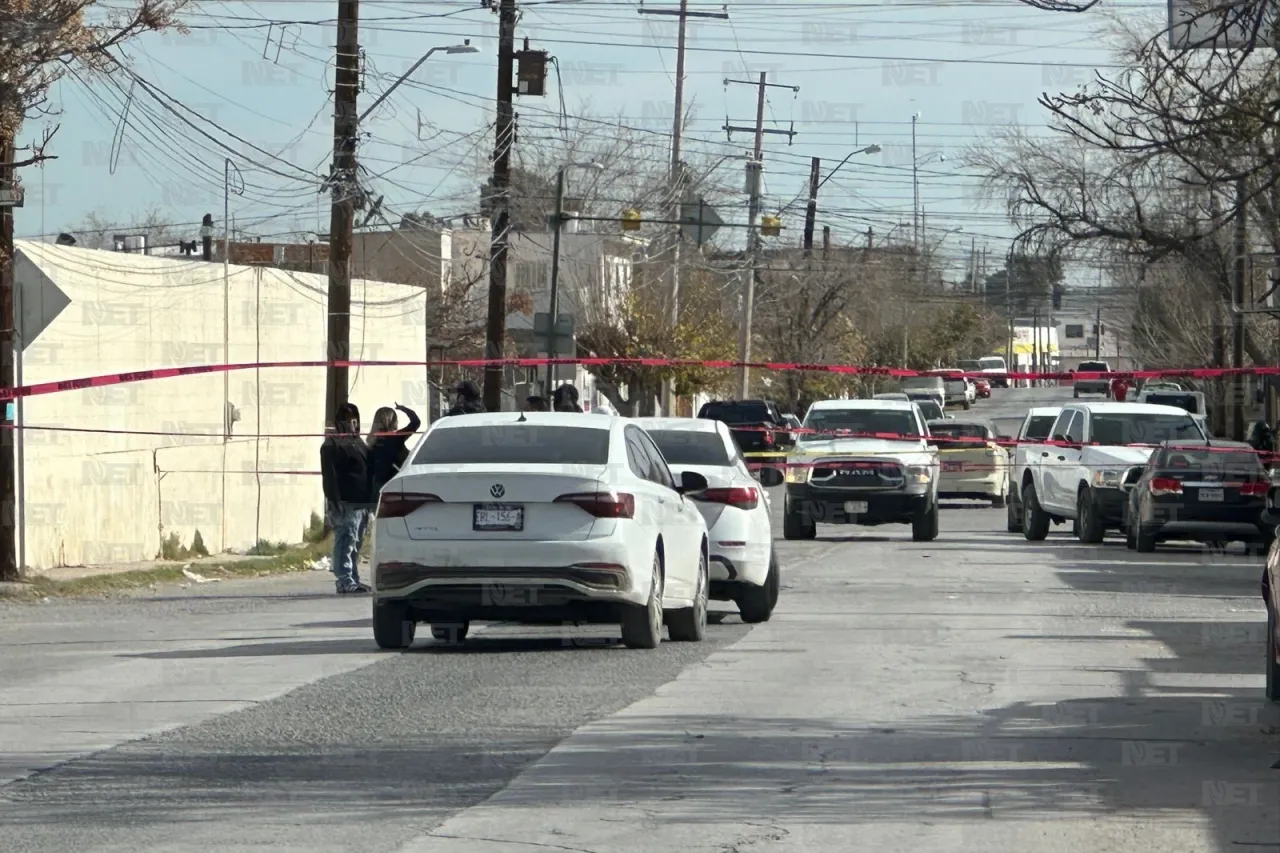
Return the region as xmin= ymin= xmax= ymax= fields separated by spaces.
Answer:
xmin=635 ymin=417 xmax=785 ymax=623
xmin=370 ymin=412 xmax=711 ymax=650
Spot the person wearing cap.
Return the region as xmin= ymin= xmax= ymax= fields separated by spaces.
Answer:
xmin=526 ymin=395 xmax=550 ymax=412
xmin=320 ymin=402 xmax=373 ymax=594
xmin=446 ymin=380 xmax=486 ymax=416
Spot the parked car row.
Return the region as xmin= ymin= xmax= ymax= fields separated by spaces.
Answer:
xmin=369 ymin=412 xmax=785 ymax=650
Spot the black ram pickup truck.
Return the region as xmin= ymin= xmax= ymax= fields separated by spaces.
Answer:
xmin=697 ymin=399 xmax=794 ymax=454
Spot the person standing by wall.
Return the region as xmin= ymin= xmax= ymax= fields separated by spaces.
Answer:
xmin=320 ymin=402 xmax=373 ymax=594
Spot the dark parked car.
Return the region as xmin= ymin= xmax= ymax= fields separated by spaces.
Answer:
xmin=697 ymin=399 xmax=793 ymax=454
xmin=1125 ymin=440 xmax=1274 ymax=553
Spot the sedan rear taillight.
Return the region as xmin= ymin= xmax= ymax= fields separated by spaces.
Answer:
xmin=377 ymin=492 xmax=442 ymax=518
xmin=1149 ymin=477 xmax=1183 ymax=496
xmin=1240 ymin=481 xmax=1269 ymax=496
xmin=693 ymin=487 xmax=760 ymax=510
xmin=555 ymin=492 xmax=635 ymax=518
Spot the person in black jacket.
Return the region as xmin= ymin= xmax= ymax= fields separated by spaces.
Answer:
xmin=320 ymin=402 xmax=373 ymax=594
xmin=552 ymin=384 xmax=583 ymax=412
xmin=445 ymin=380 xmax=486 ymax=416
xmin=366 ymin=403 xmax=421 ymax=497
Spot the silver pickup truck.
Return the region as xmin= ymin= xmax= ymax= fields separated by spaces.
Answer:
xmin=1004 ymin=406 xmax=1062 ymax=533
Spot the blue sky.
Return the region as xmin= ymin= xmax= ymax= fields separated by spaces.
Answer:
xmin=15 ymin=0 xmax=1171 ymax=280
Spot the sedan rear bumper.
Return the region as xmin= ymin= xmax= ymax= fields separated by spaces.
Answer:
xmin=372 ymin=538 xmax=645 ymax=607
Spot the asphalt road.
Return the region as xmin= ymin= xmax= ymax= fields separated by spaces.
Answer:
xmin=2 ymin=387 xmax=1277 ymax=852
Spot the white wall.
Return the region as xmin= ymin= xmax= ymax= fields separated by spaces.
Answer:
xmin=15 ymin=241 xmax=432 ymax=569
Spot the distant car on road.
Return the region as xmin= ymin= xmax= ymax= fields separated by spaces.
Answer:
xmin=978 ymin=356 xmax=1010 ymax=388
xmin=370 ymin=413 xmax=712 ymax=650
xmin=1073 ymin=360 xmax=1112 ymax=398
xmin=927 ymin=418 xmax=1009 ymax=507
xmin=635 ymin=417 xmax=785 ymax=623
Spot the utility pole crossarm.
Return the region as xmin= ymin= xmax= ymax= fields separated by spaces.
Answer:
xmin=722 ymin=126 xmax=797 ymax=137
xmin=637 ymin=6 xmax=729 ymax=18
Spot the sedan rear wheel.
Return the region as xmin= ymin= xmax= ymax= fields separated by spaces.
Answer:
xmin=373 ymin=600 xmax=415 ymax=650
xmin=621 ymin=552 xmax=664 ymax=649
xmin=738 ymin=550 xmax=778 ymax=624
xmin=668 ymin=550 xmax=708 ymax=641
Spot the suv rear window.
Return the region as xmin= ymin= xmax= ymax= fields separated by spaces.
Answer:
xmin=1077 ymin=361 xmax=1108 ymax=371
xmin=646 ymin=430 xmax=730 ymax=466
xmin=413 ymin=425 xmax=610 ymax=465
xmin=699 ymin=402 xmax=771 ymax=424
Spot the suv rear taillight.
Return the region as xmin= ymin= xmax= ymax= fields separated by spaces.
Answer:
xmin=554 ymin=492 xmax=635 ymax=518
xmin=694 ymin=487 xmax=760 ymax=509
xmin=377 ymin=492 xmax=441 ymax=518
xmin=1149 ymin=477 xmax=1182 ymax=496
xmin=1240 ymin=481 xmax=1268 ymax=496
xmin=763 ymin=426 xmax=775 ymax=446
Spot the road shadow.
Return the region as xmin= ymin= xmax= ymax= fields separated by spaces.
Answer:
xmin=1054 ymin=549 xmax=1264 ymax=600
xmin=6 ymin=695 xmax=1275 ymax=845
xmin=292 ymin=619 xmax=369 ymax=630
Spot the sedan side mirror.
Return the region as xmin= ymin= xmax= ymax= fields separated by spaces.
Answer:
xmin=756 ymin=466 xmax=785 ymax=488
xmin=678 ymin=470 xmax=709 ymax=495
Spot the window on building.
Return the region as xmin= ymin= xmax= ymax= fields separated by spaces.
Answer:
xmin=514 ymin=260 xmax=550 ymax=292
xmin=1065 ymin=324 xmax=1084 ymax=339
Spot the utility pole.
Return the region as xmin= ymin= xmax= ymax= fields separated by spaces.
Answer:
xmin=802 ymin=157 xmax=820 ymax=254
xmin=640 ymin=0 xmax=728 ymax=416
xmin=0 ymin=136 xmax=15 ymax=582
xmin=911 ymin=113 xmax=920 ymax=252
xmin=323 ymin=0 xmax=361 ymax=429
xmin=1094 ymin=302 xmax=1102 ymax=360
xmin=481 ymin=0 xmax=518 ymax=412
xmin=724 ymin=72 xmax=798 ymax=398
xmin=1232 ymin=176 xmax=1247 ymax=441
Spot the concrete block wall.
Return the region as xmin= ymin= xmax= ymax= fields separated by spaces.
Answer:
xmin=15 ymin=242 xmax=432 ymax=570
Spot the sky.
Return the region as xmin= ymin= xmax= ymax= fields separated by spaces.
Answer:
xmin=13 ymin=0 xmax=1176 ymax=287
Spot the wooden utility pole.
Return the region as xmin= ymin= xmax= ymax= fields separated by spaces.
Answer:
xmin=481 ymin=0 xmax=518 ymax=412
xmin=323 ymin=0 xmax=361 ymax=429
xmin=1232 ymin=177 xmax=1247 ymax=441
xmin=641 ymin=0 xmax=728 ymax=416
xmin=724 ymin=72 xmax=797 ymax=398
xmin=802 ymin=158 xmax=820 ymax=254
xmin=0 ymin=136 xmax=15 ymax=582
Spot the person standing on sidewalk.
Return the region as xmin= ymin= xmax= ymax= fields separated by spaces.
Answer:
xmin=320 ymin=402 xmax=373 ymax=594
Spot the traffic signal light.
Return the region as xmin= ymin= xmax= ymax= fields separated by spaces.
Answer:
xmin=621 ymin=209 xmax=641 ymax=231
xmin=760 ymin=215 xmax=781 ymax=237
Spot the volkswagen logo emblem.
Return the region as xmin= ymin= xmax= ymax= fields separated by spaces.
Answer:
xmin=490 ymin=483 xmax=505 ymax=498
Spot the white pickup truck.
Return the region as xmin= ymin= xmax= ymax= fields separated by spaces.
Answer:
xmin=783 ymin=399 xmax=941 ymax=542
xmin=1017 ymin=402 xmax=1208 ymax=542
xmin=1004 ymin=406 xmax=1062 ymax=533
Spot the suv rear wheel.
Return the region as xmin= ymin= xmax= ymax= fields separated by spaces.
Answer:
xmin=783 ymin=503 xmax=816 ymax=540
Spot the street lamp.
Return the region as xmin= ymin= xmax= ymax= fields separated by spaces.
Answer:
xmin=358 ymin=41 xmax=479 ymax=124
xmin=546 ymin=161 xmax=604 ymax=397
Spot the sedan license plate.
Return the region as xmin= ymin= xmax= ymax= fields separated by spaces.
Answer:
xmin=473 ymin=504 xmax=524 ymax=531
xmin=1198 ymin=488 xmax=1223 ymax=502
xmin=844 ymin=501 xmax=869 ymax=514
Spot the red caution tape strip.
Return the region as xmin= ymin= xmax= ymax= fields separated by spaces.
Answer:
xmin=4 ymin=358 xmax=1280 ymax=401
